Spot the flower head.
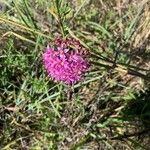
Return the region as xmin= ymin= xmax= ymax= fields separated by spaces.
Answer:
xmin=42 ymin=38 xmax=89 ymax=84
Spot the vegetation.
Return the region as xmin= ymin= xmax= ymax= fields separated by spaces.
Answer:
xmin=0 ymin=0 xmax=150 ymax=149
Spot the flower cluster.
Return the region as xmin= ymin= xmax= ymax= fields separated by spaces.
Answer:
xmin=42 ymin=38 xmax=89 ymax=84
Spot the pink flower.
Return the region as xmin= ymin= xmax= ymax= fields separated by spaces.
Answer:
xmin=42 ymin=38 xmax=89 ymax=84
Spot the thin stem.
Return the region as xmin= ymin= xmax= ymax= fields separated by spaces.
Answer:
xmin=0 ymin=16 xmax=52 ymax=39
xmin=55 ymin=0 xmax=65 ymax=37
xmin=91 ymin=61 xmax=150 ymax=82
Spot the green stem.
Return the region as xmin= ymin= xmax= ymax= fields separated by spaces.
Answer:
xmin=55 ymin=0 xmax=65 ymax=37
